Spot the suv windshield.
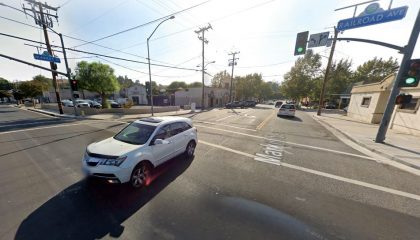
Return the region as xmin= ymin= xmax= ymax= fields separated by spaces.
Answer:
xmin=281 ymin=104 xmax=295 ymax=109
xmin=114 ymin=122 xmax=156 ymax=145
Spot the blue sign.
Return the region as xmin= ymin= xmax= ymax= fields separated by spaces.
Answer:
xmin=33 ymin=51 xmax=61 ymax=63
xmin=337 ymin=6 xmax=408 ymax=31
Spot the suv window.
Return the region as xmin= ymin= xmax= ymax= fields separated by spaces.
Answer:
xmin=169 ymin=122 xmax=185 ymax=136
xmin=281 ymin=104 xmax=295 ymax=109
xmin=153 ymin=125 xmax=172 ymax=140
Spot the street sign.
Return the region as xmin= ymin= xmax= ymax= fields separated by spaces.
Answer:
xmin=308 ymin=32 xmax=330 ymax=48
xmin=33 ymin=51 xmax=61 ymax=63
xmin=337 ymin=4 xmax=408 ymax=31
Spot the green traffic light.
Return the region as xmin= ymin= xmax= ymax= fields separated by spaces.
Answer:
xmin=297 ymin=47 xmax=304 ymax=53
xmin=405 ymin=77 xmax=416 ymax=85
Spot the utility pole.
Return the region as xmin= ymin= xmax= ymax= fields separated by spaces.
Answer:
xmin=317 ymin=27 xmax=338 ymax=116
xmin=228 ymin=51 xmax=239 ymax=102
xmin=195 ymin=24 xmax=212 ymax=110
xmin=23 ymin=0 xmax=63 ymax=114
xmin=375 ymin=9 xmax=420 ymax=143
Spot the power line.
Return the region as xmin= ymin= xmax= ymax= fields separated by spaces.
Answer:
xmin=59 ymin=0 xmax=74 ymax=8
xmin=0 ymin=32 xmax=200 ymax=72
xmin=71 ymin=0 xmax=211 ymax=48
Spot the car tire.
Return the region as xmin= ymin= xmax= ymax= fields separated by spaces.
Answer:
xmin=185 ymin=140 xmax=196 ymax=158
xmin=130 ymin=162 xmax=152 ymax=188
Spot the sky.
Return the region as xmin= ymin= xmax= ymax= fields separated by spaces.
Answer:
xmin=0 ymin=0 xmax=419 ymax=86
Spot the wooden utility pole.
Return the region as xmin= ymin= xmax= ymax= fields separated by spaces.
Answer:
xmin=228 ymin=51 xmax=239 ymax=102
xmin=23 ymin=0 xmax=63 ymax=114
xmin=195 ymin=24 xmax=212 ymax=110
xmin=317 ymin=27 xmax=338 ymax=116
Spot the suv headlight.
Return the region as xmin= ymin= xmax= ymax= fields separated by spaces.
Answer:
xmin=99 ymin=156 xmax=127 ymax=167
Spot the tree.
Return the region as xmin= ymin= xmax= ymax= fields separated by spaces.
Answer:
xmin=211 ymin=70 xmax=231 ymax=88
xmin=235 ymin=73 xmax=264 ymax=100
xmin=353 ymin=57 xmax=399 ymax=84
xmin=117 ymin=75 xmax=134 ymax=97
xmin=0 ymin=90 xmax=11 ymax=99
xmin=32 ymin=75 xmax=52 ymax=92
xmin=258 ymin=81 xmax=274 ymax=101
xmin=75 ymin=61 xmax=119 ymax=107
xmin=0 ymin=77 xmax=13 ymax=90
xmin=280 ymin=50 xmax=322 ymax=101
xmin=167 ymin=81 xmax=188 ymax=91
xmin=18 ymin=81 xmax=43 ymax=106
xmin=325 ymin=59 xmax=353 ymax=96
xmin=187 ymin=82 xmax=203 ymax=88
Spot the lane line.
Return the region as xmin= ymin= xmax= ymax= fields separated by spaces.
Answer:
xmin=194 ymin=120 xmax=257 ymax=131
xmin=199 ymin=140 xmax=420 ymax=201
xmin=195 ymin=124 xmax=377 ymax=161
xmin=0 ymin=120 xmax=128 ymax=135
xmin=256 ymin=110 xmax=275 ymax=130
xmin=215 ymin=115 xmax=236 ymax=122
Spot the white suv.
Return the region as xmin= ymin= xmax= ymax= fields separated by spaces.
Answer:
xmin=82 ymin=116 xmax=197 ymax=188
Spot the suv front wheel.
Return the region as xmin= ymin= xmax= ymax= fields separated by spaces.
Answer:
xmin=130 ymin=162 xmax=152 ymax=188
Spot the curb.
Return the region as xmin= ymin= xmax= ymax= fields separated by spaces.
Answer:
xmin=313 ymin=115 xmax=420 ymax=170
xmin=25 ymin=108 xmax=79 ymax=119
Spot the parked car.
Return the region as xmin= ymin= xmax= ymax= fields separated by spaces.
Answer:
xmin=225 ymin=101 xmax=244 ymax=109
xmin=325 ymin=103 xmax=336 ymax=109
xmin=61 ymin=99 xmax=74 ymax=107
xmin=82 ymin=116 xmax=198 ymax=188
xmin=107 ymin=100 xmax=122 ymax=108
xmin=275 ymin=101 xmax=283 ymax=108
xmin=244 ymin=100 xmax=257 ymax=107
xmin=75 ymin=99 xmax=90 ymax=108
xmin=277 ymin=104 xmax=296 ymax=117
xmin=85 ymin=100 xmax=102 ymax=109
xmin=343 ymin=106 xmax=348 ymax=112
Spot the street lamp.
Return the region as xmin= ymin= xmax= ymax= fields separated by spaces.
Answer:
xmin=147 ymin=15 xmax=175 ymax=116
xmin=197 ymin=60 xmax=215 ymax=110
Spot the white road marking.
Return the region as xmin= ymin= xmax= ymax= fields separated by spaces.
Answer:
xmin=198 ymin=140 xmax=420 ymax=201
xmin=195 ymin=124 xmax=377 ymax=161
xmin=215 ymin=115 xmax=236 ymax=122
xmin=194 ymin=120 xmax=257 ymax=131
xmin=256 ymin=110 xmax=275 ymax=130
xmin=0 ymin=120 xmax=127 ymax=135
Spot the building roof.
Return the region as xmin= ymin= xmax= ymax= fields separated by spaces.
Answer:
xmin=351 ymin=74 xmax=396 ymax=94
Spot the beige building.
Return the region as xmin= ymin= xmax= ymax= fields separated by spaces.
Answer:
xmin=175 ymin=87 xmax=230 ymax=108
xmin=347 ymin=73 xmax=420 ymax=136
xmin=347 ymin=74 xmax=394 ymax=124
xmin=390 ymin=85 xmax=420 ymax=136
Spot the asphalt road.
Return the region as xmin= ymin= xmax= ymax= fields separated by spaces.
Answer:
xmin=1 ymin=104 xmax=420 ymax=240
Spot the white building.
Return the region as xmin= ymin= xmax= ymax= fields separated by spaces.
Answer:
xmin=175 ymin=87 xmax=230 ymax=108
xmin=125 ymin=84 xmax=148 ymax=105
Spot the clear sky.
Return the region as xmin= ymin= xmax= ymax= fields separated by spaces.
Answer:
xmin=0 ymin=0 xmax=419 ymax=86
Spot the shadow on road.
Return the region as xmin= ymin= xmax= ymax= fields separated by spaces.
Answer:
xmin=15 ymin=154 xmax=194 ymax=240
xmin=0 ymin=119 xmax=76 ymax=132
xmin=277 ymin=115 xmax=303 ymax=122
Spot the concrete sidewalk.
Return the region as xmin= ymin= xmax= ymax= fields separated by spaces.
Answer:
xmin=20 ymin=106 xmax=193 ymax=121
xmin=308 ymin=112 xmax=420 ymax=170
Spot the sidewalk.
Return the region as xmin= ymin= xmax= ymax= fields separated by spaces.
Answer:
xmin=308 ymin=112 xmax=420 ymax=170
xmin=21 ymin=106 xmax=194 ymax=121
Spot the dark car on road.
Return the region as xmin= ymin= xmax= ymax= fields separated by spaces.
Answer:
xmin=244 ymin=100 xmax=257 ymax=107
xmin=275 ymin=101 xmax=283 ymax=108
xmin=107 ymin=100 xmax=122 ymax=108
xmin=225 ymin=101 xmax=244 ymax=109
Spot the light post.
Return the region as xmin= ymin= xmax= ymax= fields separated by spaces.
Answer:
xmin=197 ymin=60 xmax=215 ymax=110
xmin=147 ymin=16 xmax=175 ymax=116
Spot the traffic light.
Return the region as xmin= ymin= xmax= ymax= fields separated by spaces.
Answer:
xmin=294 ymin=31 xmax=309 ymax=56
xmin=398 ymin=59 xmax=420 ymax=87
xmin=145 ymin=82 xmax=151 ymax=95
xmin=52 ymin=63 xmax=58 ymax=77
xmin=395 ymin=94 xmax=412 ymax=104
xmin=70 ymin=79 xmax=78 ymax=91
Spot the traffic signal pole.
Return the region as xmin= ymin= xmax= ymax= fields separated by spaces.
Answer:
xmin=317 ymin=27 xmax=338 ymax=116
xmin=58 ymin=33 xmax=78 ymax=116
xmin=375 ymin=9 xmax=420 ymax=143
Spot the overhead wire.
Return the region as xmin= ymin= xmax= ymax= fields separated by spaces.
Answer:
xmin=71 ymin=0 xmax=211 ymax=48
xmin=0 ymin=32 xmax=199 ymax=72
